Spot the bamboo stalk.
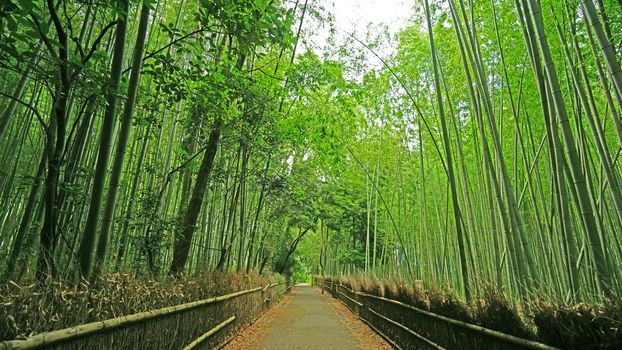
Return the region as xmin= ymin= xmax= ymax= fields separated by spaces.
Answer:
xmin=182 ymin=315 xmax=235 ymax=350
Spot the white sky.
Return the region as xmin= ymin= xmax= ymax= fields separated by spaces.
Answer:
xmin=300 ymin=0 xmax=414 ymax=62
xmin=328 ymin=0 xmax=413 ymax=35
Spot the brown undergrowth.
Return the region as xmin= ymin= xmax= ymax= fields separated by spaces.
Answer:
xmin=533 ymin=299 xmax=622 ymax=349
xmin=0 ymin=271 xmax=277 ymax=341
xmin=323 ymin=275 xmax=622 ymax=348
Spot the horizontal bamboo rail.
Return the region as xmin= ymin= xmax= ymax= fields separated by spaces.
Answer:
xmin=357 ymin=313 xmax=404 ymax=350
xmin=0 ymin=282 xmax=287 ymax=350
xmin=214 ymin=281 xmax=289 ymax=350
xmin=279 ymin=284 xmax=292 ymax=296
xmin=338 ymin=290 xmax=363 ymax=307
xmin=358 ymin=292 xmax=559 ymax=350
xmin=315 ymin=277 xmax=560 ymax=350
xmin=368 ymin=307 xmax=444 ymax=350
xmin=182 ymin=315 xmax=236 ymax=350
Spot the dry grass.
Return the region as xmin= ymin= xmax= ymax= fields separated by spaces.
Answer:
xmin=0 ymin=271 xmax=276 ymax=341
xmin=360 ymin=276 xmax=383 ymax=296
xmin=532 ymin=299 xmax=622 ymax=349
xmin=473 ymin=286 xmax=534 ymax=339
xmin=317 ymin=275 xmax=622 ymax=348
xmin=426 ymin=286 xmax=474 ymax=323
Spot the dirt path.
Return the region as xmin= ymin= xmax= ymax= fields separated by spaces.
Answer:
xmin=223 ymin=285 xmax=392 ymax=350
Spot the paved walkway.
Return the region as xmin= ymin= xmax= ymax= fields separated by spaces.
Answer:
xmin=224 ymin=285 xmax=391 ymax=350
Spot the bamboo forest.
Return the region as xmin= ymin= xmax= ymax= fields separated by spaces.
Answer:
xmin=1 ymin=0 xmax=622 ymax=349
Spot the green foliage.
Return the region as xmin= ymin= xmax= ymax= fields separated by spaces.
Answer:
xmin=336 ymin=248 xmax=365 ymax=268
xmin=2 ymin=0 xmax=622 ymax=334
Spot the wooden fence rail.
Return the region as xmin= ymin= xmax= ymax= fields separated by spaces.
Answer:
xmin=1 ymin=281 xmax=288 ymax=350
xmin=183 ymin=316 xmax=236 ymax=350
xmin=313 ymin=277 xmax=559 ymax=350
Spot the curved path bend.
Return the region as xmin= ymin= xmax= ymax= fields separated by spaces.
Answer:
xmin=224 ymin=284 xmax=392 ymax=350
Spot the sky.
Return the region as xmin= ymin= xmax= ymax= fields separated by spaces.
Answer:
xmin=300 ymin=0 xmax=414 ymax=60
xmin=328 ymin=0 xmax=413 ymax=35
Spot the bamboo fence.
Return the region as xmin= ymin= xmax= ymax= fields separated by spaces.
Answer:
xmin=313 ymin=277 xmax=559 ymax=350
xmin=1 ymin=282 xmax=288 ymax=350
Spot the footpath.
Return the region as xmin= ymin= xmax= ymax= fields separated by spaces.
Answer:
xmin=224 ymin=284 xmax=392 ymax=350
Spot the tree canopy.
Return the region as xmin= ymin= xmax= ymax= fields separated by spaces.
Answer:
xmin=2 ymin=0 xmax=622 ymax=304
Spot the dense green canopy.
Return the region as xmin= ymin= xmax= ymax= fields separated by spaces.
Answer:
xmin=1 ymin=0 xmax=622 ymax=304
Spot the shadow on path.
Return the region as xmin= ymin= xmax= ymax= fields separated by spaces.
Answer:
xmin=256 ymin=286 xmax=360 ymax=349
xmin=224 ymin=286 xmax=391 ymax=350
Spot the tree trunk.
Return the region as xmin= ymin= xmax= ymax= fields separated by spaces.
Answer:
xmin=78 ymin=0 xmax=129 ymax=278
xmin=93 ymin=3 xmax=151 ymax=279
xmin=424 ymin=0 xmax=470 ymax=301
xmin=169 ymin=118 xmax=224 ymax=275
